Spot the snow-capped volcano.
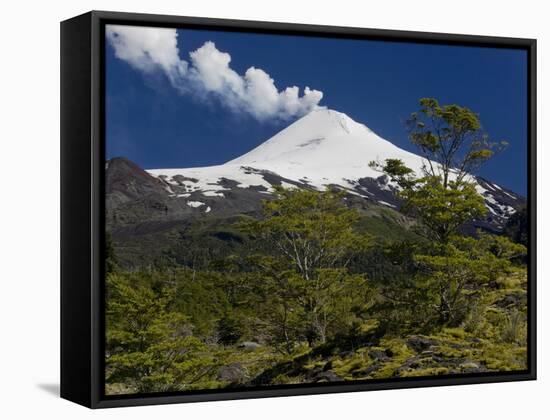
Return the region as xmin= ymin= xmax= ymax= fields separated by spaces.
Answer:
xmin=227 ymin=108 xmax=424 ymax=189
xmin=143 ymin=108 xmax=522 ymax=228
xmin=148 ymin=109 xmax=424 ymax=193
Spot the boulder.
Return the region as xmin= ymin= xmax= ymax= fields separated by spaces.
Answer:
xmin=217 ymin=363 xmax=248 ymax=383
xmin=238 ymin=341 xmax=262 ymax=350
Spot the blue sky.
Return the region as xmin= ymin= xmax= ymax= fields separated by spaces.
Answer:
xmin=105 ymin=26 xmax=528 ymax=195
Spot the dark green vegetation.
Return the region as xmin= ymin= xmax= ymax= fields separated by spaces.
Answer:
xmin=105 ymin=99 xmax=528 ymax=395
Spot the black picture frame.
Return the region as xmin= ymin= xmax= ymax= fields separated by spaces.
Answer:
xmin=60 ymin=10 xmax=537 ymax=409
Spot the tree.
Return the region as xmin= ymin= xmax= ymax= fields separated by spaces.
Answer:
xmin=382 ymin=167 xmax=487 ymax=244
xmin=252 ymin=187 xmax=370 ymax=280
xmin=369 ymin=97 xmax=508 ymax=243
xmin=414 ymin=234 xmax=525 ymax=325
xmin=242 ymin=187 xmax=373 ymax=349
xmin=370 ymin=98 xmax=518 ymax=327
xmin=406 ymin=97 xmax=507 ymax=188
xmin=105 ymin=273 xmax=217 ymax=393
xmin=244 ymin=255 xmax=309 ymax=354
xmin=368 ymin=98 xmax=507 ymax=242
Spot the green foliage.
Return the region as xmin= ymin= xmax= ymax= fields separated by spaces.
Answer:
xmin=402 ymin=177 xmax=486 ymax=243
xmin=242 ymin=188 xmax=374 ymax=349
xmin=367 ymin=172 xmax=505 ymax=330
xmin=499 ymin=310 xmax=527 ymax=345
xmin=371 ymin=160 xmax=487 ymax=244
xmin=412 ymin=233 xmax=523 ymax=327
xmin=477 ymin=230 xmax=527 ymax=260
xmin=406 ymin=97 xmax=507 ymax=187
xmin=369 ymin=98 xmax=525 ymax=332
xmin=245 ymin=187 xmax=371 ymax=278
xmin=106 ymin=273 xmax=218 ymax=393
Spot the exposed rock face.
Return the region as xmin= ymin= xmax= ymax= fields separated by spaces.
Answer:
xmin=106 ymin=157 xmax=287 ymax=228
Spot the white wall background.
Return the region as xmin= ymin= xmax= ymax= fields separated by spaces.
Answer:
xmin=0 ymin=0 xmax=547 ymax=417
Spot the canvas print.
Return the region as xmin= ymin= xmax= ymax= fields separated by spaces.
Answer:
xmin=104 ymin=24 xmax=529 ymax=396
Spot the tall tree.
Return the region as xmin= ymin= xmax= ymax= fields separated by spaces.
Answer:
xmin=370 ymin=98 xmax=508 ymax=243
xmin=243 ymin=188 xmax=372 ymax=348
xmin=370 ymin=98 xmax=521 ymax=326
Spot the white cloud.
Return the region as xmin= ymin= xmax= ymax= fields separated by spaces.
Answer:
xmin=106 ymin=25 xmax=323 ymax=121
xmin=188 ymin=41 xmax=243 ymax=94
xmin=106 ymin=25 xmax=187 ymax=83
